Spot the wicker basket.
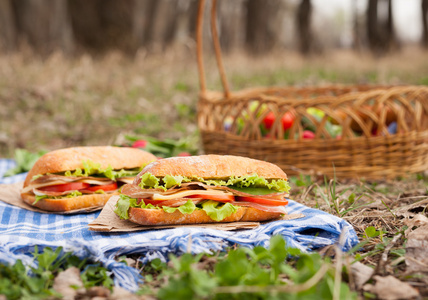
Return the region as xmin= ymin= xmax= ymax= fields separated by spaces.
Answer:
xmin=196 ymin=0 xmax=428 ymax=179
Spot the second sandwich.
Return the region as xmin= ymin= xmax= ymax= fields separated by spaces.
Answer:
xmin=21 ymin=146 xmax=157 ymax=212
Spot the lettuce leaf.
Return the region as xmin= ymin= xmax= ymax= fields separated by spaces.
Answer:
xmin=163 ymin=175 xmax=192 ymax=189
xmin=32 ymin=191 xmax=83 ymax=205
xmin=114 ymin=194 xmax=139 ymax=219
xmin=162 ymin=200 xmax=196 ymax=214
xmin=137 ymin=172 xmax=290 ymax=194
xmin=201 ymin=201 xmax=238 ymax=221
xmin=114 ymin=194 xmax=239 ymax=221
xmin=139 ymin=173 xmax=192 ymax=191
xmin=103 ymin=167 xmax=142 ymax=180
xmin=139 ymin=173 xmax=162 ymax=189
xmin=64 ymin=159 xmax=143 ymax=180
xmin=115 ymin=194 xmax=162 ymax=219
xmin=227 ymin=186 xmax=284 ymax=195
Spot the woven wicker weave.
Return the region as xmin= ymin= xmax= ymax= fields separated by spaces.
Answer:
xmin=196 ymin=0 xmax=428 ymax=179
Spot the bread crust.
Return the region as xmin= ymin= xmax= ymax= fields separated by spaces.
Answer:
xmin=21 ymin=192 xmax=113 ymax=212
xmin=24 ymin=146 xmax=156 ymax=187
xmin=135 ymin=155 xmax=287 ymax=185
xmin=128 ymin=206 xmax=283 ymax=226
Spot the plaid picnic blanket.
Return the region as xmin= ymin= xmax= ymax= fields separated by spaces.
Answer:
xmin=0 ymin=159 xmax=359 ymax=292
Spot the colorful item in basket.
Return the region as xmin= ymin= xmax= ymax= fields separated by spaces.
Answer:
xmin=114 ymin=155 xmax=291 ymax=225
xmin=20 ymin=146 xmax=157 ymax=212
xmin=227 ymin=103 xmax=344 ymax=139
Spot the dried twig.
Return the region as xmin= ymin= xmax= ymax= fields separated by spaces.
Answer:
xmin=373 ymin=233 xmax=402 ymax=276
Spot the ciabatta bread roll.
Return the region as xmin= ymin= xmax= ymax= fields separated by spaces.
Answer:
xmin=115 ymin=155 xmax=290 ymax=225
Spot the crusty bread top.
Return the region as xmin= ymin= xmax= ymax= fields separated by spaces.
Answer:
xmin=24 ymin=146 xmax=157 ymax=187
xmin=135 ymin=155 xmax=287 ymax=183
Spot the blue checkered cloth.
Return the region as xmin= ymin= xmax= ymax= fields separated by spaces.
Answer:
xmin=0 ymin=159 xmax=359 ymax=292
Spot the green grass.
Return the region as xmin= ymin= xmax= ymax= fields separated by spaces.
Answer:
xmin=0 ymin=246 xmax=113 ymax=299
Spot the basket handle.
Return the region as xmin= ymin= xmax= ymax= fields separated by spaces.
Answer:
xmin=197 ymin=0 xmax=231 ymax=98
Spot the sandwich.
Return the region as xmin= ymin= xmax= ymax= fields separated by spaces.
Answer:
xmin=114 ymin=155 xmax=290 ymax=225
xmin=21 ymin=146 xmax=157 ymax=212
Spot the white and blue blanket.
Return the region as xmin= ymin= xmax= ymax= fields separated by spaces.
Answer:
xmin=0 ymin=159 xmax=359 ymax=292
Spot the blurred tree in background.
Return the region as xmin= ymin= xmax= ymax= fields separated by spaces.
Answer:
xmin=366 ymin=0 xmax=397 ymax=55
xmin=296 ymin=0 xmax=312 ymax=55
xmin=423 ymin=0 xmax=428 ymax=48
xmin=0 ymin=0 xmax=426 ymax=56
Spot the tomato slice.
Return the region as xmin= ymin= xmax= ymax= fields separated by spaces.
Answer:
xmin=235 ymin=196 xmax=288 ymax=206
xmin=187 ymin=194 xmax=235 ymax=202
xmin=39 ymin=182 xmax=91 ymax=192
xmin=81 ymin=182 xmax=118 ymax=192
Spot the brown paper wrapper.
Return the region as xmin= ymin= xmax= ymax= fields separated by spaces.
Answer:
xmin=0 ymin=182 xmax=103 ymax=214
xmin=89 ymin=195 xmax=305 ymax=232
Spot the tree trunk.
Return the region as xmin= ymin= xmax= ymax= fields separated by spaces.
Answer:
xmin=149 ymin=0 xmax=178 ymax=50
xmin=12 ymin=0 xmax=73 ymax=54
xmin=171 ymin=0 xmax=198 ymax=44
xmin=245 ymin=0 xmax=278 ymax=54
xmin=423 ymin=0 xmax=428 ymax=48
xmin=366 ymin=0 xmax=378 ymax=53
xmin=385 ymin=0 xmax=396 ymax=50
xmin=366 ymin=0 xmax=396 ymax=54
xmin=296 ymin=0 xmax=312 ymax=55
xmin=69 ymin=0 xmax=133 ymax=53
xmin=351 ymin=0 xmax=360 ymax=50
xmin=218 ymin=0 xmax=245 ymax=53
xmin=133 ymin=0 xmax=179 ymax=51
xmin=0 ymin=0 xmax=17 ymax=51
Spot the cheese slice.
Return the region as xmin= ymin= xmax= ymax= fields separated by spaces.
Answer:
xmin=117 ymin=177 xmax=134 ymax=184
xmin=152 ymin=189 xmax=233 ymax=200
xmin=78 ymin=179 xmax=115 ymax=185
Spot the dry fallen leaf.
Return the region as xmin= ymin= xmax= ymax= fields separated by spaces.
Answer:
xmin=86 ymin=286 xmax=110 ymax=298
xmin=403 ymin=214 xmax=428 ymax=273
xmin=123 ymin=257 xmax=137 ymax=268
xmin=406 ymin=229 xmax=428 ymax=273
xmin=363 ymin=275 xmax=420 ymax=300
xmin=110 ymin=286 xmax=144 ymax=300
xmin=351 ymin=262 xmax=374 ymax=289
xmin=52 ymin=267 xmax=84 ymax=300
xmin=395 ymin=199 xmax=428 ymax=218
xmin=403 ymin=214 xmax=428 ymax=236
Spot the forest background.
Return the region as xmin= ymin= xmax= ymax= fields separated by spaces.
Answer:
xmin=1 ymin=0 xmax=428 ymax=156
xmin=1 ymin=0 xmax=428 ymax=56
